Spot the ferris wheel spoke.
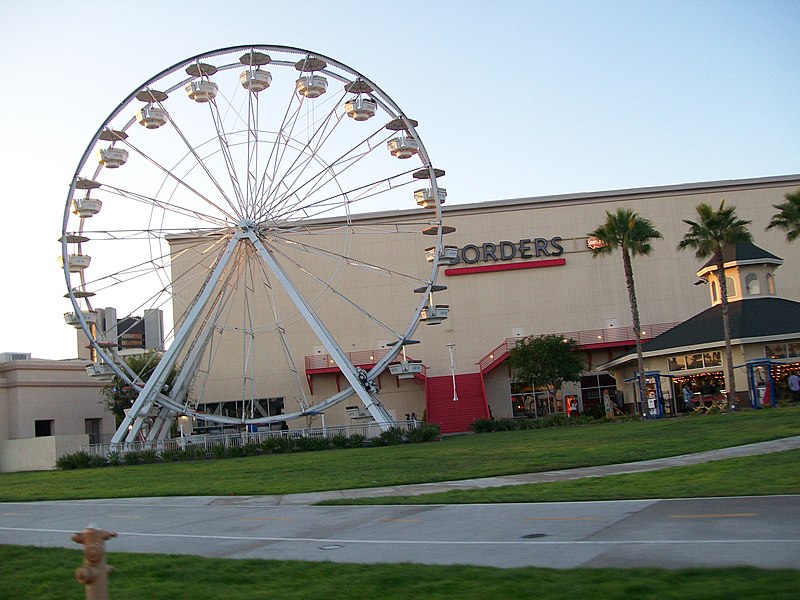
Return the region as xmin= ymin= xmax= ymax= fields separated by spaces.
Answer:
xmin=257 ymin=89 xmax=347 ymax=219
xmin=271 ymin=164 xmax=417 ymax=223
xmin=100 ymin=181 xmax=233 ymax=228
xmin=206 ymin=98 xmax=248 ymax=216
xmin=159 ymin=106 xmax=243 ymax=221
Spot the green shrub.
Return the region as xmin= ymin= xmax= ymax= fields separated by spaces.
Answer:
xmin=372 ymin=427 xmax=405 ymax=446
xmin=330 ymin=433 xmax=349 ymax=449
xmin=260 ymin=436 xmax=295 ymax=454
xmin=160 ymin=449 xmax=183 ymax=463
xmin=296 ymin=436 xmax=329 ymax=452
xmin=140 ymin=449 xmax=159 ymax=464
xmin=242 ymin=442 xmax=259 ymax=457
xmin=406 ymin=423 xmax=441 ymax=443
xmin=470 ymin=419 xmax=495 ymax=433
xmin=123 ymin=451 xmax=141 ymax=465
xmin=347 ymin=434 xmax=366 ymax=448
xmin=89 ymin=454 xmax=107 ymax=468
xmin=211 ymin=444 xmax=227 ymax=459
xmin=224 ymin=445 xmax=245 ymax=458
xmin=106 ymin=451 xmax=122 ymax=466
xmin=189 ymin=445 xmax=209 ymax=460
xmin=55 ymin=451 xmax=95 ymax=470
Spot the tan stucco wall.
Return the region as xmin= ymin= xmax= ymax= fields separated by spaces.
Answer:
xmin=0 ymin=434 xmax=89 ymax=473
xmin=0 ymin=359 xmax=115 ymax=442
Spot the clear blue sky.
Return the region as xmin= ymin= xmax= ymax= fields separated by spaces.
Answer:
xmin=1 ymin=0 xmax=797 ymax=359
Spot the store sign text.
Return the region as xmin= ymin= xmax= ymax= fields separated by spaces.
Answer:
xmin=450 ymin=237 xmax=564 ymax=265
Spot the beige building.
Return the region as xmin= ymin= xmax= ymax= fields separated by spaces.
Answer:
xmin=0 ymin=354 xmax=115 ymax=472
xmin=159 ymin=174 xmax=800 ymax=434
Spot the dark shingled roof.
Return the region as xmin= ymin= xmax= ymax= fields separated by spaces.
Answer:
xmin=641 ymin=297 xmax=800 ymax=352
xmin=700 ymin=242 xmax=783 ymax=271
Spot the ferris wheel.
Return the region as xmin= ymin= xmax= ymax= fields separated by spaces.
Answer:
xmin=59 ymin=45 xmax=453 ymax=446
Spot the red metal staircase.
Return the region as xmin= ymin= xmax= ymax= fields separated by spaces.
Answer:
xmin=425 ymin=373 xmax=489 ymax=434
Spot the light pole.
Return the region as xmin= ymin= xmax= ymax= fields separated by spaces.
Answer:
xmin=447 ymin=342 xmax=459 ymax=402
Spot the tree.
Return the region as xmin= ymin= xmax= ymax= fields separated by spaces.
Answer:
xmin=509 ymin=335 xmax=585 ymax=405
xmin=102 ymin=350 xmax=178 ymax=427
xmin=588 ymin=209 xmax=662 ymax=415
xmin=678 ymin=200 xmax=752 ymax=407
xmin=766 ymin=188 xmax=800 ymax=242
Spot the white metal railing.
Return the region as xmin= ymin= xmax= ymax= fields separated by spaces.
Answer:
xmin=81 ymin=420 xmax=419 ymax=457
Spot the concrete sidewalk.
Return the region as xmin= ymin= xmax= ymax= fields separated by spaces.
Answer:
xmin=210 ymin=435 xmax=800 ymax=507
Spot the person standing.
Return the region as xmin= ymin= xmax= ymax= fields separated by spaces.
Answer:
xmin=682 ymin=385 xmax=694 ymax=412
xmin=789 ymin=371 xmax=800 ymax=403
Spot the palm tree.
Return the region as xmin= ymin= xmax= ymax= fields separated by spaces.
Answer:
xmin=588 ymin=209 xmax=662 ymax=416
xmin=766 ymin=189 xmax=800 ymax=242
xmin=678 ymin=201 xmax=752 ymax=407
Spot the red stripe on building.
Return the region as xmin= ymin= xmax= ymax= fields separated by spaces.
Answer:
xmin=444 ymin=258 xmax=566 ymax=276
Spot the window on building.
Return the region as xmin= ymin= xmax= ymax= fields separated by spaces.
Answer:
xmin=668 ymin=356 xmax=686 ymax=371
xmin=745 ymin=273 xmax=760 ymax=295
xmin=711 ymin=280 xmax=718 ymax=302
xmin=34 ymin=420 xmax=53 ymax=437
xmin=765 ymin=344 xmax=788 ymax=359
xmin=668 ymin=351 xmax=722 ymax=371
xmin=765 ymin=343 xmax=800 ymax=359
xmin=84 ymin=418 xmax=102 ymax=445
xmin=725 ymin=276 xmax=736 ymax=297
xmin=767 ymin=273 xmax=775 ymax=294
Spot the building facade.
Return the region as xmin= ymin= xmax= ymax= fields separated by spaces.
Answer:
xmin=0 ymin=354 xmax=115 ymax=472
xmin=159 ymin=174 xmax=800 ymax=434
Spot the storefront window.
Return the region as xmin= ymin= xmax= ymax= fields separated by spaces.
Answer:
xmin=686 ymin=353 xmax=704 ymax=369
xmin=765 ymin=344 xmax=788 ymax=359
xmin=703 ymin=351 xmax=721 ymax=367
xmin=668 ymin=356 xmax=686 ymax=371
xmin=669 ymin=351 xmax=721 ymax=371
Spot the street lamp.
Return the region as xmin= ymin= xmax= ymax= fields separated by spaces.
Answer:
xmin=447 ymin=342 xmax=459 ymax=402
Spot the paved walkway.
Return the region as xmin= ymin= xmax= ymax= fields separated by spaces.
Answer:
xmin=212 ymin=435 xmax=800 ymax=507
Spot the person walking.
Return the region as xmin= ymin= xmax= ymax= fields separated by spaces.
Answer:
xmin=789 ymin=371 xmax=800 ymax=403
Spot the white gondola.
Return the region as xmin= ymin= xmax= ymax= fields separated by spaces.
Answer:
xmin=63 ymin=311 xmax=98 ymax=328
xmin=344 ymin=97 xmax=377 ymax=121
xmin=425 ymin=245 xmax=458 ymax=265
xmin=136 ymin=105 xmax=169 ymax=129
xmin=97 ymin=147 xmax=129 ymax=168
xmin=185 ymin=80 xmax=219 ymax=102
xmin=60 ymin=254 xmax=91 ymax=272
xmin=414 ymin=187 xmax=447 ymax=209
xmin=387 ymin=136 xmax=419 ymax=159
xmin=240 ymin=68 xmax=272 ymax=92
xmin=296 ymin=75 xmax=328 ymax=98
xmin=71 ymin=197 xmax=102 ymax=218
xmin=420 ymin=305 xmax=449 ymax=325
xmin=388 ymin=360 xmax=424 ymax=379
xmin=86 ymin=363 xmax=115 ymax=378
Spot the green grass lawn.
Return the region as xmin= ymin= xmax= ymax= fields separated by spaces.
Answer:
xmin=2 ymin=545 xmax=798 ymax=600
xmin=1 ymin=407 xmax=799 ymax=503
xmin=322 ymin=447 xmax=800 ymax=505
xmin=2 ymin=408 xmax=799 ymax=598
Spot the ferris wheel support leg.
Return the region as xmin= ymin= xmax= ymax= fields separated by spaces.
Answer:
xmin=248 ymin=232 xmax=394 ymax=430
xmin=150 ymin=408 xmax=175 ymax=442
xmin=111 ymin=235 xmax=242 ymax=446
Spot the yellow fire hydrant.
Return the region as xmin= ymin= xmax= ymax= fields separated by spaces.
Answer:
xmin=72 ymin=526 xmax=116 ymax=600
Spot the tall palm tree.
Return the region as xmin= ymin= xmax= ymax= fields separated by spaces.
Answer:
xmin=678 ymin=201 xmax=752 ymax=407
xmin=588 ymin=209 xmax=662 ymax=415
xmin=766 ymin=189 xmax=800 ymax=242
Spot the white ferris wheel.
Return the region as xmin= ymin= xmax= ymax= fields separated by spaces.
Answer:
xmin=59 ymin=45 xmax=453 ymax=446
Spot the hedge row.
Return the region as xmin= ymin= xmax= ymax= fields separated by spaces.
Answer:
xmin=469 ymin=414 xmax=635 ymax=433
xmin=55 ymin=424 xmax=441 ymax=470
